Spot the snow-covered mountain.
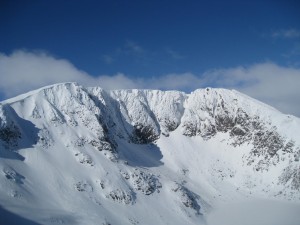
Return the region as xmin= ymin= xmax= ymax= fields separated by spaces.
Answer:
xmin=0 ymin=82 xmax=300 ymax=225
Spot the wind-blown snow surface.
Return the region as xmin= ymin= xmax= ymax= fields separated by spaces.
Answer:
xmin=0 ymin=82 xmax=300 ymax=225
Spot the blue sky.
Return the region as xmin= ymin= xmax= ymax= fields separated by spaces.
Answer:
xmin=1 ymin=0 xmax=300 ymax=75
xmin=0 ymin=0 xmax=300 ymax=115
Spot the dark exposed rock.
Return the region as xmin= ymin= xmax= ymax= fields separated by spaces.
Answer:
xmin=181 ymin=96 xmax=300 ymax=176
xmin=164 ymin=119 xmax=179 ymax=132
xmin=283 ymin=140 xmax=295 ymax=153
xmin=120 ymin=171 xmax=130 ymax=180
xmin=74 ymin=152 xmax=94 ymax=166
xmin=0 ymin=125 xmax=21 ymax=149
xmin=183 ymin=120 xmax=216 ymax=140
xmin=74 ymin=181 xmax=93 ymax=192
xmin=106 ymin=189 xmax=134 ymax=205
xmin=3 ymin=168 xmax=25 ymax=184
xmin=37 ymin=128 xmax=53 ymax=148
xmin=131 ymin=124 xmax=159 ymax=144
xmin=172 ymin=183 xmax=201 ymax=214
xmin=182 ymin=122 xmax=197 ymax=137
xmin=89 ymin=138 xmax=117 ymax=153
xmin=129 ymin=169 xmax=162 ymax=195
xmin=279 ymin=165 xmax=300 ymax=190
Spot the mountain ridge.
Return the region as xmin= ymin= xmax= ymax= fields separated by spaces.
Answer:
xmin=0 ymin=82 xmax=300 ymax=225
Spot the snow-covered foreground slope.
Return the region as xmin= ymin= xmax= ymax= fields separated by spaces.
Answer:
xmin=0 ymin=82 xmax=300 ymax=225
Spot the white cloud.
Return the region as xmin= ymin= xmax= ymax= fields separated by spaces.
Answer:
xmin=271 ymin=29 xmax=300 ymax=39
xmin=96 ymin=73 xmax=141 ymax=90
xmin=205 ymin=63 xmax=300 ymax=116
xmin=1 ymin=50 xmax=300 ymax=117
xmin=0 ymin=50 xmax=94 ymax=97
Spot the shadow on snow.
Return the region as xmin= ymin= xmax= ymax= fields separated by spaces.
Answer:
xmin=117 ymin=140 xmax=164 ymax=167
xmin=0 ymin=206 xmax=40 ymax=225
xmin=0 ymin=104 xmax=40 ymax=161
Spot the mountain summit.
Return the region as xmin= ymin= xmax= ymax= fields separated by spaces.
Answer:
xmin=1 ymin=82 xmax=300 ymax=224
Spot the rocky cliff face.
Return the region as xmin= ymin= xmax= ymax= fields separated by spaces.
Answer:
xmin=0 ymin=82 xmax=299 ymax=225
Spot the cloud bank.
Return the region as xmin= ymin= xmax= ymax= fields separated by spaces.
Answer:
xmin=1 ymin=50 xmax=300 ymax=117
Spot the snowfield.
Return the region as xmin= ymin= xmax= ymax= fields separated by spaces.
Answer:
xmin=0 ymin=82 xmax=300 ymax=224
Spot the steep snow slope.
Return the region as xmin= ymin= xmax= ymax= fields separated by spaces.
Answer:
xmin=0 ymin=83 xmax=300 ymax=225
